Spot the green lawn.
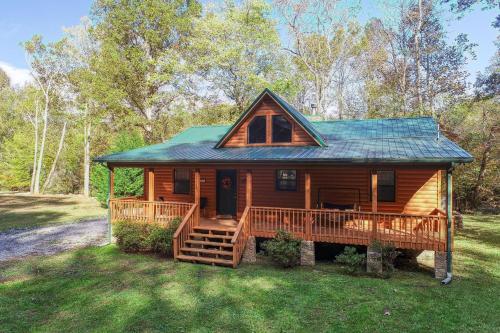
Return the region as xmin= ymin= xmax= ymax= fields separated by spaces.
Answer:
xmin=0 ymin=193 xmax=106 ymax=232
xmin=0 ymin=215 xmax=498 ymax=333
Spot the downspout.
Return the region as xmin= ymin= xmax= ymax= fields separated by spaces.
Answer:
xmin=442 ymin=165 xmax=454 ymax=285
xmin=107 ymin=165 xmax=112 ymax=244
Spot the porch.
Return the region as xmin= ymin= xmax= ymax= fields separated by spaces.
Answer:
xmin=107 ymin=166 xmax=453 ymax=268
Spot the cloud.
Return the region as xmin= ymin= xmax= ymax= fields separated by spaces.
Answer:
xmin=0 ymin=61 xmax=32 ymax=87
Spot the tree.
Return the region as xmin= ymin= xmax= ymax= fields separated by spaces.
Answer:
xmin=62 ymin=17 xmax=101 ymax=197
xmin=275 ymin=0 xmax=364 ymax=118
xmin=188 ymin=0 xmax=290 ymax=114
xmin=0 ymin=68 xmax=10 ymax=89
xmin=23 ymin=35 xmax=67 ymax=194
xmin=441 ymin=0 xmax=500 ymax=28
xmin=91 ymin=131 xmax=145 ymax=205
xmin=362 ymin=0 xmax=473 ymax=118
xmin=90 ymin=0 xmax=202 ymax=142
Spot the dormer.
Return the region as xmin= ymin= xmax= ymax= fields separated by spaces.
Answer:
xmin=215 ymin=89 xmax=327 ymax=148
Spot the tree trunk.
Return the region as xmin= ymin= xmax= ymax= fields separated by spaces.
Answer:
xmin=83 ymin=119 xmax=91 ymax=197
xmin=414 ymin=0 xmax=423 ymax=112
xmin=42 ymin=121 xmax=67 ymax=193
xmin=30 ymin=99 xmax=39 ymax=194
xmin=471 ymin=129 xmax=493 ymax=207
xmin=34 ymin=93 xmax=49 ymax=194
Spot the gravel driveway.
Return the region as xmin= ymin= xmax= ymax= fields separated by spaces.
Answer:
xmin=0 ymin=219 xmax=109 ymax=262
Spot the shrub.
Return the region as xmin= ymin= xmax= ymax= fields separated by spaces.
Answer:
xmin=113 ymin=217 xmax=182 ymax=256
xmin=369 ymin=240 xmax=401 ymax=276
xmin=113 ymin=220 xmax=150 ymax=252
xmin=146 ymin=217 xmax=182 ymax=256
xmin=261 ymin=230 xmax=301 ymax=268
xmin=335 ymin=246 xmax=366 ymax=274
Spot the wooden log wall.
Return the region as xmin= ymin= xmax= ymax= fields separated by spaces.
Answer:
xmin=142 ymin=165 xmax=442 ymax=220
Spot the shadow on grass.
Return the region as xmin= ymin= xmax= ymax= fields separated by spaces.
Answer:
xmin=0 ymin=195 xmax=80 ymax=210
xmin=0 ymin=211 xmax=68 ymax=231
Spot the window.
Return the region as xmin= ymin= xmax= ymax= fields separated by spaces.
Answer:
xmin=276 ymin=169 xmax=297 ymax=191
xmin=248 ymin=116 xmax=266 ymax=144
xmin=272 ymin=115 xmax=292 ymax=143
xmin=174 ymin=169 xmax=190 ymax=194
xmin=377 ymin=170 xmax=395 ymax=202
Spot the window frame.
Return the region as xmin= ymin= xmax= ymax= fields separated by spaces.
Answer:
xmin=272 ymin=115 xmax=292 ymax=143
xmin=247 ymin=116 xmax=267 ymax=144
xmin=372 ymin=170 xmax=396 ymax=202
xmin=173 ymin=168 xmax=191 ymax=195
xmin=276 ymin=169 xmax=298 ymax=192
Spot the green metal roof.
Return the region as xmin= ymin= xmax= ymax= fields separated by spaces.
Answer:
xmin=95 ymin=116 xmax=473 ymax=165
xmin=215 ymin=88 xmax=327 ymax=147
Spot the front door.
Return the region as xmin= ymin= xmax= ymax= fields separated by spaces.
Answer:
xmin=216 ymin=170 xmax=237 ymax=217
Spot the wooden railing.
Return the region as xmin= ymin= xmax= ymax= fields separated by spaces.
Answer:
xmin=231 ymin=206 xmax=251 ymax=268
xmin=250 ymin=206 xmax=448 ymax=251
xmin=110 ymin=198 xmax=193 ymax=225
xmin=173 ymin=204 xmax=198 ymax=259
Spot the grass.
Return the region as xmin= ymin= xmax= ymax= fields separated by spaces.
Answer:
xmin=0 ymin=193 xmax=107 ymax=232
xmin=0 ymin=215 xmax=499 ymax=333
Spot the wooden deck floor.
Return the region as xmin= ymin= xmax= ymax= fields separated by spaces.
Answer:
xmin=199 ymin=217 xmax=237 ymax=231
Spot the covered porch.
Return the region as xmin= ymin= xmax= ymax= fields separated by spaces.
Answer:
xmin=107 ymin=166 xmax=453 ymax=268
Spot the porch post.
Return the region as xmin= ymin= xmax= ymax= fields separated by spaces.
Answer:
xmin=446 ymin=169 xmax=453 ymax=273
xmin=109 ymin=167 xmax=115 ymax=199
xmin=194 ymin=169 xmax=201 ymax=224
xmin=246 ymin=170 xmax=252 ymax=207
xmin=305 ymin=172 xmax=311 ymax=210
xmin=305 ymin=172 xmax=312 ymax=240
xmin=148 ymin=168 xmax=155 ymax=221
xmin=107 ymin=166 xmax=114 ymax=243
xmin=371 ymin=171 xmax=378 ymax=238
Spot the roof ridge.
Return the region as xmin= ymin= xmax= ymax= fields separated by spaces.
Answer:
xmin=311 ymin=116 xmax=435 ymax=124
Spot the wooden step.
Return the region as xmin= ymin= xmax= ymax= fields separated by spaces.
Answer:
xmin=189 ymin=232 xmax=233 ymax=240
xmin=185 ymin=239 xmax=234 ymax=248
xmin=193 ymin=226 xmax=236 ymax=233
xmin=176 ymin=254 xmax=233 ymax=266
xmin=180 ymin=247 xmax=233 ymax=256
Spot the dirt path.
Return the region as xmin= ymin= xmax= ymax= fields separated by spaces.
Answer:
xmin=0 ymin=219 xmax=109 ymax=262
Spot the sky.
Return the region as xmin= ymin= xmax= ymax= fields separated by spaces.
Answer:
xmin=0 ymin=0 xmax=497 ymax=87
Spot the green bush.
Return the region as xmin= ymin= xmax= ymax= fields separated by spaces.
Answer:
xmin=369 ymin=240 xmax=401 ymax=276
xmin=335 ymin=246 xmax=366 ymax=274
xmin=262 ymin=230 xmax=301 ymax=268
xmin=113 ymin=220 xmax=149 ymax=252
xmin=113 ymin=217 xmax=182 ymax=256
xmin=91 ymin=131 xmax=145 ymax=206
xmin=146 ymin=217 xmax=182 ymax=256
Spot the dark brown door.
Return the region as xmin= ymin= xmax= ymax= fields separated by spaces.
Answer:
xmin=216 ymin=170 xmax=237 ymax=216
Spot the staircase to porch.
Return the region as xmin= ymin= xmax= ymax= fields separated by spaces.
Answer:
xmin=176 ymin=226 xmax=236 ymax=267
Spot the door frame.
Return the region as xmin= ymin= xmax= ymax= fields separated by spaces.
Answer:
xmin=216 ymin=169 xmax=238 ymax=217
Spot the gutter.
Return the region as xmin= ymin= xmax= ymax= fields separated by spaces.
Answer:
xmin=442 ymin=165 xmax=454 ymax=285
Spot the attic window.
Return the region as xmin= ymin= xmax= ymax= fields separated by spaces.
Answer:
xmin=248 ymin=116 xmax=266 ymax=144
xmin=272 ymin=115 xmax=292 ymax=143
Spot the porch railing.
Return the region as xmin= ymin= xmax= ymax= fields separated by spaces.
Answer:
xmin=110 ymin=198 xmax=193 ymax=225
xmin=231 ymin=206 xmax=251 ymax=267
xmin=250 ymin=206 xmax=448 ymax=251
xmin=173 ymin=203 xmax=198 ymax=258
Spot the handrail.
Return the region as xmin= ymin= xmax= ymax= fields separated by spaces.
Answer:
xmin=249 ymin=206 xmax=448 ymax=252
xmin=173 ymin=204 xmax=197 ymax=239
xmin=110 ymin=199 xmax=192 ymax=224
xmin=173 ymin=203 xmax=198 ymax=259
xmin=251 ymin=205 xmax=444 ymax=219
xmin=231 ymin=206 xmax=250 ymax=244
xmin=231 ymin=206 xmax=251 ymax=267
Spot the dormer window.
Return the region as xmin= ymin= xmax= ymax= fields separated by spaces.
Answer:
xmin=248 ymin=116 xmax=266 ymax=144
xmin=272 ymin=115 xmax=292 ymax=143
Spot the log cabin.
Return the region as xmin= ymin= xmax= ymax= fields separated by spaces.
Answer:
xmin=95 ymin=88 xmax=472 ymax=279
